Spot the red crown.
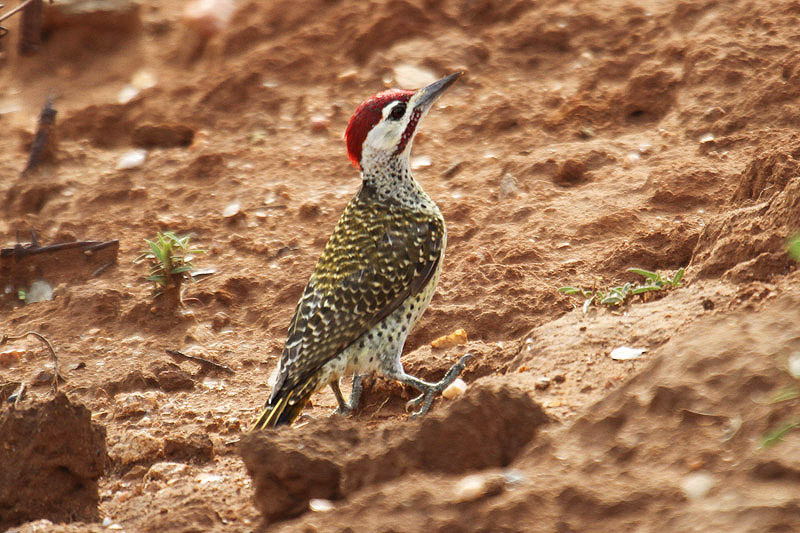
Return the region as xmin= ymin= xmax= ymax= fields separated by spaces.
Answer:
xmin=344 ymin=89 xmax=414 ymax=169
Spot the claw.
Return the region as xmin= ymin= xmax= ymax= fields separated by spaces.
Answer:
xmin=406 ymin=393 xmax=425 ymax=411
xmin=403 ymin=353 xmax=474 ymax=418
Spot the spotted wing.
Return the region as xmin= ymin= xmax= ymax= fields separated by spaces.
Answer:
xmin=270 ymin=187 xmax=444 ymax=402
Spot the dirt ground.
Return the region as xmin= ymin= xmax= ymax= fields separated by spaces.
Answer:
xmin=1 ymin=0 xmax=800 ymax=531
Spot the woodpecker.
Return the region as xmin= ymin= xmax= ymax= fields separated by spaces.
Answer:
xmin=253 ymin=72 xmax=470 ymax=429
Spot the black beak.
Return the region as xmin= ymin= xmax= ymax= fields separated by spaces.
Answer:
xmin=413 ymin=71 xmax=463 ymax=113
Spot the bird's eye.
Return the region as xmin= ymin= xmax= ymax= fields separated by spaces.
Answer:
xmin=389 ymin=102 xmax=406 ymax=120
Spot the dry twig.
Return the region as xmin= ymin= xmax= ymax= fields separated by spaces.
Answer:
xmin=1 ymin=330 xmax=61 ymax=393
xmin=165 ymin=349 xmax=235 ymax=375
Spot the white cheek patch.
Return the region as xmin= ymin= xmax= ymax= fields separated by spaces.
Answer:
xmin=364 ymin=120 xmax=403 ymax=152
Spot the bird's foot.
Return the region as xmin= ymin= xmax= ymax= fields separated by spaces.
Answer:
xmin=406 ymin=353 xmax=474 ymax=418
xmin=331 ymin=374 xmax=364 ymax=418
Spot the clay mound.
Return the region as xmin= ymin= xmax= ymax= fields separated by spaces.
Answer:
xmin=0 ymin=393 xmax=107 ymax=529
xmin=733 ymin=134 xmax=800 ymax=202
xmin=691 ymin=175 xmax=800 ymax=281
xmin=238 ymin=379 xmax=549 ymax=523
xmin=275 ymin=294 xmax=800 ymax=533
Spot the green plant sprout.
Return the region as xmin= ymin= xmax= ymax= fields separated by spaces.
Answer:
xmin=134 ymin=232 xmax=204 ymax=308
xmin=760 ymin=354 xmax=800 ymax=448
xmin=788 ymin=234 xmax=800 ymax=262
xmin=559 ymin=267 xmax=685 ymax=314
xmin=761 ymin=422 xmax=800 ymax=448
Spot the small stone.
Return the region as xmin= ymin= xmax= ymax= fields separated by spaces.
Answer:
xmin=535 ymin=377 xmax=551 ymax=390
xmin=117 ymin=85 xmax=139 ymax=104
xmin=309 ymin=498 xmax=334 ymax=512
xmin=609 ymin=346 xmax=646 ymax=360
xmin=788 ymin=352 xmax=800 ymax=379
xmin=702 ymin=298 xmax=715 ymax=311
xmin=223 ymin=202 xmax=241 ymax=218
xmin=699 ymin=132 xmax=715 ymax=144
xmin=453 ymin=472 xmax=506 ymax=502
xmin=442 ymin=378 xmax=467 ymax=400
xmin=117 ymin=149 xmax=147 ymax=170
xmin=411 ymin=155 xmax=432 ymax=169
xmin=552 ymin=374 xmax=566 ymax=384
xmin=26 ymin=280 xmax=53 ymax=303
xmin=498 ymin=173 xmax=519 ymax=200
xmin=681 ymin=471 xmax=714 ymax=500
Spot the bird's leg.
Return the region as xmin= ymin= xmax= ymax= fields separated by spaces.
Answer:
xmin=330 ymin=374 xmax=364 ymax=416
xmin=391 ymin=354 xmax=473 ymax=418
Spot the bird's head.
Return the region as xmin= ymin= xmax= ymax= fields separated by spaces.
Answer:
xmin=345 ymin=72 xmax=462 ymax=173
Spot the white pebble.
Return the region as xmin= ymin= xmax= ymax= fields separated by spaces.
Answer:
xmin=681 ymin=472 xmax=714 ymax=500
xmin=117 ymin=149 xmax=147 ymax=170
xmin=609 ymin=347 xmax=646 ymax=360
xmin=309 ymin=498 xmax=334 ymax=512
xmin=453 ymin=472 xmax=505 ymax=502
xmin=26 ymin=280 xmax=53 ymax=303
xmin=498 ymin=173 xmax=519 ymax=200
xmin=117 ymin=85 xmax=139 ymax=104
xmin=442 ymin=378 xmax=467 ymax=400
xmin=222 ymin=202 xmax=241 ymax=218
xmin=411 ymin=155 xmax=432 ymax=169
xmin=789 ymin=352 xmax=800 ymax=379
xmin=699 ymin=133 xmax=715 ymax=144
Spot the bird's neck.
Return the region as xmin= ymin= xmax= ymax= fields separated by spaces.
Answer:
xmin=360 ymin=155 xmax=437 ymax=212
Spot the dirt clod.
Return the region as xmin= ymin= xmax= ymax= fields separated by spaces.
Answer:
xmin=0 ymin=393 xmax=107 ymax=529
xmin=164 ymin=431 xmax=214 ymax=463
xmin=238 ymin=380 xmax=548 ymax=523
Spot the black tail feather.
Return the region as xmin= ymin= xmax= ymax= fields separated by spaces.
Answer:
xmin=251 ymin=384 xmax=313 ymax=430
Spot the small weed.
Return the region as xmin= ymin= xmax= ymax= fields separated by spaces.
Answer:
xmin=761 ymin=422 xmax=800 ymax=448
xmin=760 ymin=354 xmax=800 ymax=448
xmin=559 ymin=267 xmax=685 ymax=314
xmin=788 ymin=234 xmax=800 ymax=262
xmin=134 ymin=232 xmax=204 ymax=308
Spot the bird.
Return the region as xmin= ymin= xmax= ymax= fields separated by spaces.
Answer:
xmin=252 ymin=72 xmax=472 ymax=429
